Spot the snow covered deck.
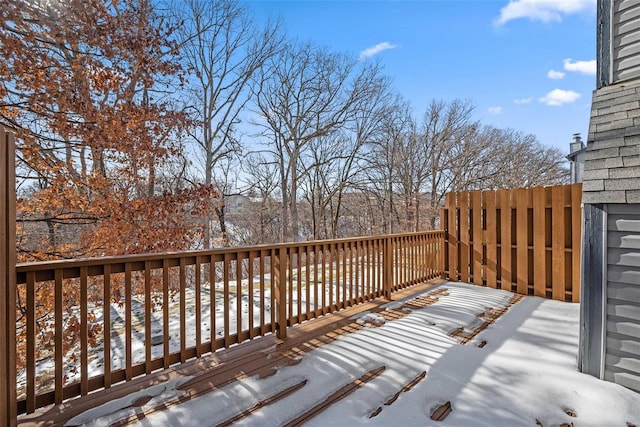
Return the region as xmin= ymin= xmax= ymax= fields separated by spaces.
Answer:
xmin=19 ymin=281 xmax=640 ymax=427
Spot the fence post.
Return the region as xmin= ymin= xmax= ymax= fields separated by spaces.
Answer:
xmin=274 ymin=247 xmax=288 ymax=339
xmin=1 ymin=127 xmax=17 ymax=427
xmin=383 ymin=236 xmax=393 ymax=300
xmin=445 ymin=192 xmax=458 ymax=281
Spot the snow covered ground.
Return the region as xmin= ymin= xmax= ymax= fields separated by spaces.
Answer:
xmin=65 ymin=282 xmax=640 ymax=427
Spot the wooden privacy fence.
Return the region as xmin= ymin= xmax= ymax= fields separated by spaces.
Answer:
xmin=13 ymin=231 xmax=443 ymax=415
xmin=441 ymin=184 xmax=582 ymax=302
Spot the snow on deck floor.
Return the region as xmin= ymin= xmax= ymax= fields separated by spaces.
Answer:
xmin=68 ymin=282 xmax=640 ymax=427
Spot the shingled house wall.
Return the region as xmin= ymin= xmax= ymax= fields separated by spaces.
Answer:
xmin=579 ymin=0 xmax=640 ymax=394
xmin=582 ymin=81 xmax=640 ymax=203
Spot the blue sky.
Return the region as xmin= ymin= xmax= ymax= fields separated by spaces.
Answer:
xmin=244 ymin=0 xmax=597 ymax=153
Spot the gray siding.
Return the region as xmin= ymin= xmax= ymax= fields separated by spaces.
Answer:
xmin=604 ymin=203 xmax=640 ymax=392
xmin=582 ymin=79 xmax=640 ymax=204
xmin=613 ymin=0 xmax=640 ymax=83
xmin=598 ymin=0 xmax=612 ymax=88
xmin=587 ymin=0 xmax=640 ymax=394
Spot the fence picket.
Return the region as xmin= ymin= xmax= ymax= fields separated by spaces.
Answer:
xmin=472 ymin=191 xmax=483 ymax=286
xmin=551 ymin=186 xmax=566 ymax=301
xmin=498 ymin=189 xmax=512 ymax=292
xmin=446 ymin=193 xmax=458 ymax=281
xmin=532 ymin=187 xmax=547 ymax=297
xmin=459 ymin=192 xmax=470 ymax=283
xmin=516 ymin=188 xmax=529 ymax=295
xmin=485 ymin=191 xmax=497 ymax=288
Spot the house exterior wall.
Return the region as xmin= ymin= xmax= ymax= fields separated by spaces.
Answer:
xmin=580 ymin=0 xmax=640 ymax=393
xmin=598 ymin=0 xmax=612 ymax=88
xmin=604 ymin=204 xmax=640 ymax=392
xmin=613 ymin=0 xmax=640 ymax=83
xmin=599 ymin=0 xmax=640 ymax=87
xmin=582 ymin=79 xmax=640 ymax=205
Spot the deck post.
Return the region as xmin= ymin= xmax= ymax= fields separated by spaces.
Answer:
xmin=440 ymin=230 xmax=446 ymax=280
xmin=440 ymin=209 xmax=448 ymax=279
xmin=1 ymin=127 xmax=17 ymax=427
xmin=274 ymin=247 xmax=288 ymax=339
xmin=383 ymin=236 xmax=393 ymax=300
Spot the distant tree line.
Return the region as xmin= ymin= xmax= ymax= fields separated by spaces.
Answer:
xmin=0 ymin=0 xmax=569 ymax=260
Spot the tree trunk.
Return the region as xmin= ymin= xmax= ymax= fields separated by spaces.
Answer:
xmin=215 ymin=204 xmax=228 ymax=246
xmin=289 ymin=149 xmax=299 ymax=242
xmin=148 ymin=159 xmax=155 ymax=196
xmin=279 ymin=156 xmax=290 ymax=242
xmin=46 ymin=218 xmax=56 ymax=253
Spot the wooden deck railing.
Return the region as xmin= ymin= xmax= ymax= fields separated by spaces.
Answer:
xmin=14 ymin=231 xmax=444 ymax=415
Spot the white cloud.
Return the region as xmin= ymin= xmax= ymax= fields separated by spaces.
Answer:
xmin=495 ymin=0 xmax=595 ymax=26
xmin=359 ymin=42 xmax=398 ymax=60
xmin=538 ymin=89 xmax=581 ymax=106
xmin=488 ymin=106 xmax=503 ymax=115
xmin=547 ymin=70 xmax=565 ymax=79
xmin=563 ymin=58 xmax=597 ymax=75
xmin=514 ymin=97 xmax=533 ymax=104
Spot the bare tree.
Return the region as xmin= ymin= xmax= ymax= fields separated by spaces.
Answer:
xmin=237 ymin=154 xmax=281 ymax=244
xmin=211 ymin=154 xmax=245 ymax=246
xmin=253 ymin=42 xmax=384 ymax=241
xmin=173 ymin=0 xmax=282 ymax=247
xmin=300 ymin=132 xmax=360 ymax=239
xmin=356 ymin=99 xmax=567 ymax=234
xmin=421 ymin=99 xmax=478 ymax=228
xmin=298 ymin=74 xmax=391 ymax=239
xmin=443 ymin=124 xmax=502 ymax=192
xmin=474 ymin=129 xmax=569 ymax=189
xmin=361 ymin=98 xmax=414 ymax=234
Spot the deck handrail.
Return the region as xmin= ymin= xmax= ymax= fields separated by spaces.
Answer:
xmin=15 ymin=231 xmax=444 ymax=278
